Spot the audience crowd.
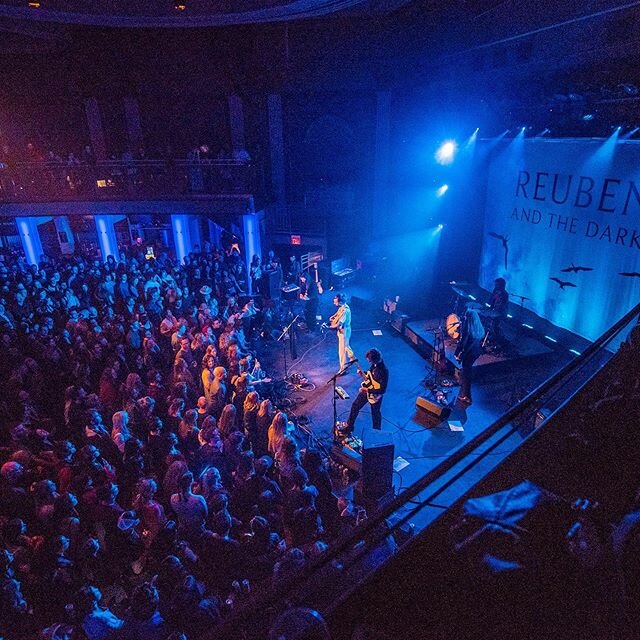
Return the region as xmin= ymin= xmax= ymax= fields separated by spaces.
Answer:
xmin=0 ymin=242 xmax=356 ymax=640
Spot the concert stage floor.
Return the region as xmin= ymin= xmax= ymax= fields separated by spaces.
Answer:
xmin=260 ymin=289 xmax=573 ymax=531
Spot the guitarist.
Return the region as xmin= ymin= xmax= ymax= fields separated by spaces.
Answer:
xmin=343 ymin=348 xmax=389 ymax=434
xmin=328 ymin=293 xmax=355 ymax=375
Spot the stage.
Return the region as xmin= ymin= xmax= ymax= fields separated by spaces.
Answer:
xmin=260 ymin=285 xmax=575 ymax=531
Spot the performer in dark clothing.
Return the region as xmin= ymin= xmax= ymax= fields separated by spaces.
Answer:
xmin=489 ymin=277 xmax=509 ymax=315
xmin=285 ymin=255 xmax=301 ymax=285
xmin=345 ymin=348 xmax=389 ymax=432
xmin=488 ymin=277 xmax=509 ymax=341
xmin=299 ymin=272 xmax=319 ymax=331
xmin=455 ymin=309 xmax=485 ymax=405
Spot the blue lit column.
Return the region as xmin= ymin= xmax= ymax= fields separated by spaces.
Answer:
xmin=16 ymin=217 xmax=49 ymax=265
xmin=242 ymin=212 xmax=262 ymax=294
xmin=171 ymin=214 xmax=195 ymax=264
xmin=188 ymin=216 xmax=202 ymax=253
xmin=95 ymin=214 xmax=124 ymax=262
xmin=208 ymin=220 xmax=222 ymax=249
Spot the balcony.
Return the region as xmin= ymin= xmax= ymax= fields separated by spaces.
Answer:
xmin=0 ymin=158 xmax=262 ymax=204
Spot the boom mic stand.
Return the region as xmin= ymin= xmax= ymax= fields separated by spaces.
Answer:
xmin=422 ymin=319 xmax=455 ymax=404
xmin=276 ymin=314 xmax=299 ymax=381
xmin=325 ymin=358 xmax=359 ymax=443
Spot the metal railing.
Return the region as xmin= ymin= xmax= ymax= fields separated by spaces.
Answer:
xmin=0 ymin=159 xmax=260 ymax=202
xmin=208 ymin=300 xmax=640 ymax=639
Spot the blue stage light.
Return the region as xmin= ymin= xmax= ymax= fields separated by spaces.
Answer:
xmin=435 ymin=140 xmax=457 ymax=165
xmin=436 ymin=184 xmax=449 ymax=197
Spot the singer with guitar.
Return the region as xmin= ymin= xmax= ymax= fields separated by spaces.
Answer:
xmin=327 ymin=293 xmax=355 ymax=375
xmin=343 ymin=348 xmax=389 ymax=434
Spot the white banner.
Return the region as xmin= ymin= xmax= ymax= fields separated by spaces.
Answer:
xmin=480 ymin=138 xmax=640 ymax=340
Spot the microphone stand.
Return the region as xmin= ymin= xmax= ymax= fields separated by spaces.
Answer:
xmin=325 ymin=358 xmax=359 ymax=443
xmin=277 ymin=314 xmax=299 ymax=381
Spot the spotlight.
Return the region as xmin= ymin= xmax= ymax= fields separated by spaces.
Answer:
xmin=437 ymin=223 xmax=444 ymax=229
xmin=27 ymin=0 xmax=41 ymax=6
xmin=537 ymin=128 xmax=551 ymax=137
xmin=435 ymin=140 xmax=458 ymax=165
xmin=174 ymin=0 xmax=187 ymax=9
xmin=465 ymin=128 xmax=479 ymax=147
xmin=582 ymin=113 xmax=595 ymax=122
xmin=436 ymin=184 xmax=449 ymax=197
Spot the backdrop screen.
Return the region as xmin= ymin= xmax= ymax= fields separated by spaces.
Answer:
xmin=479 ymin=138 xmax=640 ymax=341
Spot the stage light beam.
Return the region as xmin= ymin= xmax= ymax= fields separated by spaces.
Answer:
xmin=435 ymin=140 xmax=458 ymax=165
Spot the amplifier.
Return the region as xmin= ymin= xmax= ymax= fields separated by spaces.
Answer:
xmin=390 ymin=311 xmax=410 ymax=335
xmin=415 ymin=396 xmax=451 ymax=426
xmin=331 ymin=443 xmax=362 ymax=473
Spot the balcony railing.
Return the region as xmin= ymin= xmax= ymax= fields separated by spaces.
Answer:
xmin=0 ymin=159 xmax=260 ymax=203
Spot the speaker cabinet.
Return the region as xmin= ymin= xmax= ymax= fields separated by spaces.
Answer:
xmin=361 ymin=430 xmax=394 ymax=500
xmin=261 ymin=269 xmax=282 ymax=300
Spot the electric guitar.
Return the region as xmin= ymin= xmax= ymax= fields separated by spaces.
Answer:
xmin=355 ymin=361 xmax=383 ymax=403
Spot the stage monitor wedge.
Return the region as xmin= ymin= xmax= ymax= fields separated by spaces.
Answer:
xmin=416 ymin=396 xmax=451 ymax=426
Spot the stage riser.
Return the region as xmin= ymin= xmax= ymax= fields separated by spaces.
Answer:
xmin=403 ymin=324 xmax=460 ymax=382
xmin=402 ymin=322 xmax=556 ymax=383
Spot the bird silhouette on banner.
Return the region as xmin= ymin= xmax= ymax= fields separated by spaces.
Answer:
xmin=550 ymin=277 xmax=577 ymax=290
xmin=488 ymin=232 xmax=509 ymax=270
xmin=560 ymin=264 xmax=594 ymax=273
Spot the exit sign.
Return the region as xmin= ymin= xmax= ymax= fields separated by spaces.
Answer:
xmin=290 ymin=235 xmax=301 ymax=245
